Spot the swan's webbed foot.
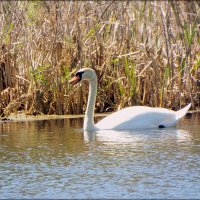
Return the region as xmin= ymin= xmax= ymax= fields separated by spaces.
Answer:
xmin=158 ymin=125 xmax=165 ymax=128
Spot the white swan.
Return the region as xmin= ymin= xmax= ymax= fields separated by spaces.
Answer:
xmin=69 ymin=68 xmax=191 ymax=131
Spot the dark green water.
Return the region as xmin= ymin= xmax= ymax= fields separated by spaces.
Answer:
xmin=0 ymin=114 xmax=200 ymax=199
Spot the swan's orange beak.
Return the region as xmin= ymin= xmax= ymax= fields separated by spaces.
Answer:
xmin=68 ymin=75 xmax=81 ymax=85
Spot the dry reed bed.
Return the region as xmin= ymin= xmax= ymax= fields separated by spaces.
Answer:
xmin=0 ymin=1 xmax=199 ymax=116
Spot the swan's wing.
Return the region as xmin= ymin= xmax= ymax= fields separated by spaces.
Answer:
xmin=175 ymin=103 xmax=191 ymax=121
xmin=159 ymin=103 xmax=191 ymax=127
xmin=96 ymin=106 xmax=177 ymax=130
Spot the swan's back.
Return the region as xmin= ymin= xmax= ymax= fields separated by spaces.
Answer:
xmin=96 ymin=104 xmax=191 ymax=130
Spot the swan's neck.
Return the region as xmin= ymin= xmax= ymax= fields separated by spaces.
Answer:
xmin=84 ymin=77 xmax=97 ymax=131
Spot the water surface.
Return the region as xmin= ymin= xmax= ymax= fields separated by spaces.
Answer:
xmin=0 ymin=114 xmax=200 ymax=198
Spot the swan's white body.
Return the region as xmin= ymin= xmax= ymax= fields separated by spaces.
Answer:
xmin=69 ymin=68 xmax=191 ymax=131
xmin=96 ymin=104 xmax=191 ymax=130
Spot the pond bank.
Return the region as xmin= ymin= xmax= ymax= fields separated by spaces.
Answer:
xmin=0 ymin=112 xmax=110 ymax=122
xmin=0 ymin=109 xmax=199 ymax=123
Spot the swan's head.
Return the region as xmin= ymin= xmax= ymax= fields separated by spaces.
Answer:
xmin=69 ymin=68 xmax=96 ymax=84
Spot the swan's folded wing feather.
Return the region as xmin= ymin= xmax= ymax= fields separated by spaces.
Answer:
xmin=96 ymin=106 xmax=176 ymax=130
xmin=156 ymin=115 xmax=177 ymax=127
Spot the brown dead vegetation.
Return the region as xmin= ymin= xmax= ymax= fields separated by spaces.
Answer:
xmin=0 ymin=1 xmax=199 ymax=117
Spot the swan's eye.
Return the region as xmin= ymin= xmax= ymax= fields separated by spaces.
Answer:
xmin=69 ymin=71 xmax=84 ymax=85
xmin=75 ymin=71 xmax=84 ymax=80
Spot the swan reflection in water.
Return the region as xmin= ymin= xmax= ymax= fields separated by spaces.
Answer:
xmin=83 ymin=128 xmax=192 ymax=145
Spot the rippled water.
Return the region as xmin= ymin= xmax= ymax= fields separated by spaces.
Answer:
xmin=0 ymin=113 xmax=200 ymax=199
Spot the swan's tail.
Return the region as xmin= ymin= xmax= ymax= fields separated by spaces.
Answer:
xmin=175 ymin=103 xmax=191 ymax=121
